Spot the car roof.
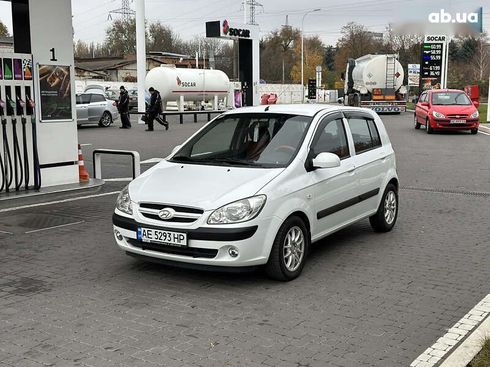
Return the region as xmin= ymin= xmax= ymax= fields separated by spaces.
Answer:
xmin=224 ymin=104 xmax=368 ymax=117
xmin=429 ymin=89 xmax=465 ymax=93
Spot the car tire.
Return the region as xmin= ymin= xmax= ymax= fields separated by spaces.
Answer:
xmin=471 ymin=128 xmax=478 ymax=135
xmin=265 ymin=216 xmax=309 ymax=281
xmin=369 ymin=183 xmax=398 ymax=233
xmin=426 ymin=118 xmax=433 ymax=134
xmin=99 ymin=111 xmax=112 ymax=127
xmin=414 ymin=114 xmax=421 ymax=129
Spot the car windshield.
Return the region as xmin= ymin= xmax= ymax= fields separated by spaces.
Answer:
xmin=432 ymin=92 xmax=471 ymax=105
xmin=170 ymin=113 xmax=312 ymax=168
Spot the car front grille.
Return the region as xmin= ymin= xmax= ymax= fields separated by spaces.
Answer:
xmin=127 ymin=239 xmax=218 ymax=258
xmin=447 ymin=114 xmax=468 ymax=118
xmin=138 ymin=203 xmax=204 ymax=224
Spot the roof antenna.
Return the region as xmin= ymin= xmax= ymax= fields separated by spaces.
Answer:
xmin=264 ymin=105 xmax=270 ymax=111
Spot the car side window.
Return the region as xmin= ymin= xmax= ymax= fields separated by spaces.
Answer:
xmin=367 ymin=119 xmax=381 ymax=148
xmin=90 ymin=94 xmax=105 ymax=103
xmin=311 ymin=117 xmax=349 ymax=159
xmin=347 ymin=117 xmax=380 ymax=154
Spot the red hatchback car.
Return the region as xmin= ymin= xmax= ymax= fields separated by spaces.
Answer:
xmin=414 ymin=89 xmax=480 ymax=134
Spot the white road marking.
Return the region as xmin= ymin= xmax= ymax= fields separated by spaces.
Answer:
xmin=480 ymin=131 xmax=490 ymax=136
xmin=104 ymin=177 xmax=133 ymax=182
xmin=0 ymin=230 xmax=13 ymax=235
xmin=0 ymin=191 xmax=120 ymax=213
xmin=410 ymin=294 xmax=490 ymax=367
xmin=141 ymin=157 xmax=163 ymax=164
xmin=80 ymin=143 xmax=92 ymax=147
xmin=25 ymin=221 xmax=85 ymax=234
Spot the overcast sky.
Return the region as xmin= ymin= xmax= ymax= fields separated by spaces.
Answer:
xmin=0 ymin=0 xmax=488 ymax=46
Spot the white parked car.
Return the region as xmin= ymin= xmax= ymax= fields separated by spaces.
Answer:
xmin=113 ymin=105 xmax=399 ymax=280
xmin=76 ymin=92 xmax=119 ymax=127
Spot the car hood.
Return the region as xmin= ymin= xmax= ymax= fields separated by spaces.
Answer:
xmin=129 ymin=161 xmax=283 ymax=210
xmin=431 ymin=105 xmax=477 ymax=116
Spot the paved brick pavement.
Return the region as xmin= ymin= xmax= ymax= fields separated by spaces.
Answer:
xmin=0 ymin=113 xmax=489 ymax=366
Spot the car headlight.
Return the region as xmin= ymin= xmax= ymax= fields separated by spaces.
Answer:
xmin=471 ymin=110 xmax=479 ymax=118
xmin=432 ymin=111 xmax=445 ymax=118
xmin=116 ymin=185 xmax=133 ymax=215
xmin=208 ymin=195 xmax=266 ymax=224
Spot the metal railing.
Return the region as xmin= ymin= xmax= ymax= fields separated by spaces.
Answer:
xmin=93 ymin=149 xmax=140 ymax=180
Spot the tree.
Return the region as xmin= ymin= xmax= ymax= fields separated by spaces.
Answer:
xmin=0 ymin=20 xmax=9 ymax=37
xmin=104 ymin=18 xmax=137 ymax=56
xmin=290 ymin=35 xmax=326 ymax=84
xmin=333 ymin=22 xmax=385 ymax=81
xmin=147 ymin=21 xmax=183 ymax=53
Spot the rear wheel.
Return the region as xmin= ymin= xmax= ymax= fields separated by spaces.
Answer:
xmin=99 ymin=111 xmax=112 ymax=127
xmin=426 ymin=118 xmax=433 ymax=134
xmin=265 ymin=216 xmax=309 ymax=281
xmin=369 ymin=183 xmax=398 ymax=232
xmin=471 ymin=128 xmax=478 ymax=135
xmin=414 ymin=114 xmax=421 ymax=129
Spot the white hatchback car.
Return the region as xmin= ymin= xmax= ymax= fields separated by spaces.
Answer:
xmin=113 ymin=105 xmax=399 ymax=280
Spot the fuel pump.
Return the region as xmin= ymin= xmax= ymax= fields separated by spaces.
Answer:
xmin=0 ymin=52 xmax=36 ymax=193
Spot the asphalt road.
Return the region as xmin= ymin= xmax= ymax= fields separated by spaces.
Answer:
xmin=0 ymin=112 xmax=489 ymax=367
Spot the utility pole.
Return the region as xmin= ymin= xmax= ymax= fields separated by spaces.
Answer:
xmin=108 ymin=0 xmax=135 ymax=20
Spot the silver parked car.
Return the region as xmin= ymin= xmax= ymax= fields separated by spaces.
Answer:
xmin=76 ymin=93 xmax=119 ymax=127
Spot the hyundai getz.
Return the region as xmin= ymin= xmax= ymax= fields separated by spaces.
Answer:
xmin=113 ymin=105 xmax=399 ymax=281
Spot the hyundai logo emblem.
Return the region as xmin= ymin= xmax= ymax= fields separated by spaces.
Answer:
xmin=158 ymin=208 xmax=175 ymax=220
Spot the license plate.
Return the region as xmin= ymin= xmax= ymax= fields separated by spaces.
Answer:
xmin=137 ymin=227 xmax=187 ymax=247
xmin=450 ymin=119 xmax=466 ymax=124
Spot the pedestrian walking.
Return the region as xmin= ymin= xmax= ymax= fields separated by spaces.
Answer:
xmin=117 ymin=86 xmax=131 ymax=129
xmin=146 ymin=87 xmax=169 ymax=131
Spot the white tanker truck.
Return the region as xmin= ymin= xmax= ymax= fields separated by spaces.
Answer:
xmin=145 ymin=65 xmax=231 ymax=111
xmin=343 ymin=54 xmax=407 ymax=113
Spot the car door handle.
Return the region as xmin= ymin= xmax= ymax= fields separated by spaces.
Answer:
xmin=346 ymin=165 xmax=356 ymax=173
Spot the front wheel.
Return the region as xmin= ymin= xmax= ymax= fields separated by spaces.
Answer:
xmin=369 ymin=183 xmax=398 ymax=232
xmin=265 ymin=216 xmax=309 ymax=281
xmin=99 ymin=111 xmax=113 ymax=127
xmin=414 ymin=114 xmax=421 ymax=129
xmin=471 ymin=128 xmax=478 ymax=135
xmin=426 ymin=118 xmax=433 ymax=134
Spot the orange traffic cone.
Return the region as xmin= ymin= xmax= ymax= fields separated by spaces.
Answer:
xmin=78 ymin=144 xmax=90 ymax=182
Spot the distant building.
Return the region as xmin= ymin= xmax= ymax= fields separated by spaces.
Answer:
xmin=367 ymin=32 xmax=384 ymax=43
xmin=0 ymin=36 xmax=14 ymax=51
xmin=75 ymin=53 xmax=208 ymax=82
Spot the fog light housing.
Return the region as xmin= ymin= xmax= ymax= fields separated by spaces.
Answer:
xmin=228 ymin=247 xmax=239 ymax=258
xmin=115 ymin=230 xmax=123 ymax=241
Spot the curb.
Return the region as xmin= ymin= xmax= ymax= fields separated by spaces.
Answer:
xmin=0 ymin=178 xmax=104 ymax=210
xmin=411 ymin=294 xmax=490 ymax=367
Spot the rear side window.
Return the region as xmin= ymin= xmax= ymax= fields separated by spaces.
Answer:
xmin=347 ymin=117 xmax=381 ymax=154
xmin=367 ymin=119 xmax=381 ymax=148
xmin=90 ymin=94 xmax=105 ymax=103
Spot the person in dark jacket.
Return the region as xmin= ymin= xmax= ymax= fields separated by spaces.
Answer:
xmin=117 ymin=86 xmax=131 ymax=129
xmin=146 ymin=87 xmax=168 ymax=131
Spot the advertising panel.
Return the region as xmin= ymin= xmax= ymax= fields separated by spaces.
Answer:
xmin=38 ymin=64 xmax=72 ymax=122
xmin=408 ymin=64 xmax=420 ymax=86
xmin=420 ymin=35 xmax=447 ymax=90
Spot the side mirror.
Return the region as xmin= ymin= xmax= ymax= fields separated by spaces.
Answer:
xmin=420 ymin=101 xmax=429 ymax=107
xmin=340 ymin=72 xmax=345 ymax=81
xmin=312 ymin=152 xmax=341 ymax=169
xmin=473 ymin=100 xmax=480 ymax=108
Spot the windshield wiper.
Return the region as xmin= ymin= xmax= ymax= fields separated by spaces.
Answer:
xmin=206 ymin=157 xmax=259 ymax=166
xmin=171 ymin=156 xmax=202 ymax=162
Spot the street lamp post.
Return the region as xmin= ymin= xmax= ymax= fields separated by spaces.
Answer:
xmin=301 ymin=8 xmax=320 ymax=102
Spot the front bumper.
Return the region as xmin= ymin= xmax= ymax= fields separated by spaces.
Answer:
xmin=112 ymin=213 xmax=280 ymax=267
xmin=431 ymin=118 xmax=479 ymax=130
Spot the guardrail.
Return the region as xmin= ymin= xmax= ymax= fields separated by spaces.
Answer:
xmin=130 ymin=110 xmax=223 ymax=124
xmin=93 ymin=149 xmax=140 ymax=180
